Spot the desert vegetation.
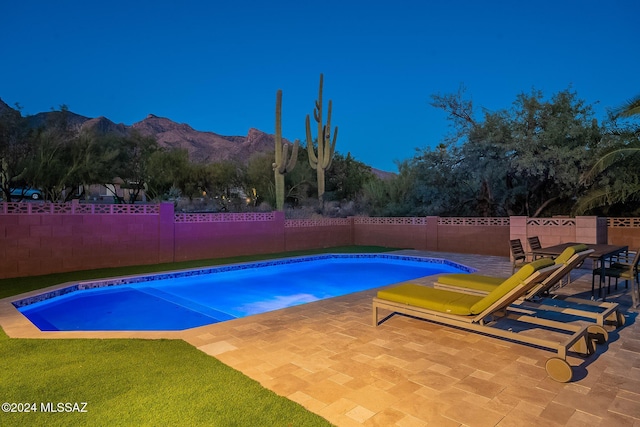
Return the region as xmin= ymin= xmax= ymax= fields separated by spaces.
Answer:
xmin=1 ymin=88 xmax=639 ymax=217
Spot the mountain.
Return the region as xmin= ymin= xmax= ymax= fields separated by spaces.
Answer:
xmin=27 ymin=110 xmax=91 ymax=132
xmin=0 ymin=98 xmax=13 ymax=115
xmin=0 ymin=97 xmax=394 ymax=175
xmin=82 ymin=116 xmax=129 ymax=137
xmin=129 ymin=114 xmax=275 ymax=163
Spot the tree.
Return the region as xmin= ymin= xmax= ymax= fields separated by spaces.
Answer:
xmin=361 ymin=160 xmax=417 ymax=216
xmin=110 ymin=131 xmax=159 ymax=203
xmin=613 ymin=94 xmax=640 ymax=118
xmin=25 ymin=105 xmax=81 ymax=201
xmin=574 ymin=96 xmax=640 ymax=215
xmin=201 ymin=161 xmax=243 ymax=199
xmin=417 ymin=91 xmax=504 ymax=216
xmin=425 ymin=89 xmax=515 ymax=216
xmin=0 ymin=102 xmax=34 ymax=201
xmin=146 ymin=148 xmax=192 ymax=200
xmin=325 ymin=152 xmax=374 ymax=202
xmin=247 ymin=151 xmax=276 ymax=208
xmin=505 ymin=89 xmax=601 ymax=216
xmin=83 ymin=132 xmax=130 ymax=200
xmin=425 ymin=88 xmax=601 ymax=217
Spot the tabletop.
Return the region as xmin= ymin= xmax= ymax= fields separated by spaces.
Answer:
xmin=532 ymin=242 xmax=628 ymax=260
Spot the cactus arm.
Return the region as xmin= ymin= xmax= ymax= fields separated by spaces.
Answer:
xmin=316 ymin=74 xmax=323 ymax=125
xmin=325 ymin=127 xmax=338 ymax=170
xmin=331 ymin=127 xmax=338 ymax=155
xmin=306 ymin=115 xmax=318 ymax=169
xmin=277 ymin=142 xmax=289 ymax=174
xmin=285 ymin=139 xmax=299 ymax=172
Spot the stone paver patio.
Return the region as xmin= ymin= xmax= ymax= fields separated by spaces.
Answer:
xmin=2 ymin=250 xmax=640 ymax=426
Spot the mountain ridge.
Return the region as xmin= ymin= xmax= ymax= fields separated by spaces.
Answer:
xmin=0 ymin=98 xmax=394 ymax=177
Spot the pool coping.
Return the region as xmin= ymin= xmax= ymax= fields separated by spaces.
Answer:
xmin=0 ymin=253 xmax=475 ymax=339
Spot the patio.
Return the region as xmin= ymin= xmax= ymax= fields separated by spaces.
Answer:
xmin=2 ymin=250 xmax=639 ymax=426
xmin=181 ymin=250 xmax=640 ymax=426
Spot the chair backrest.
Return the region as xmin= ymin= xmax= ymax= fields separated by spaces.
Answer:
xmin=525 ymin=246 xmax=593 ymax=299
xmin=470 ymin=258 xmax=557 ymax=315
xmin=631 ymin=250 xmax=640 ymax=270
xmin=510 ymin=239 xmax=526 ymax=261
xmin=620 ymin=249 xmax=640 ymax=275
xmin=527 ymin=236 xmax=542 ymax=251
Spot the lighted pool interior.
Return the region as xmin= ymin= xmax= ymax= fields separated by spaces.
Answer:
xmin=14 ymin=254 xmax=474 ymax=331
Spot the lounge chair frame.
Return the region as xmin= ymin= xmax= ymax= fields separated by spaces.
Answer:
xmin=434 ymin=248 xmax=624 ymax=330
xmin=373 ymin=264 xmax=595 ymax=382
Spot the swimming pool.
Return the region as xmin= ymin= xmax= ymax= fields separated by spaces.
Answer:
xmin=14 ymin=254 xmax=474 ymax=331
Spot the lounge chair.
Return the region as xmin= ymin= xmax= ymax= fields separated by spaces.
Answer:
xmin=373 ymin=258 xmax=594 ymax=383
xmin=435 ymin=245 xmax=623 ymax=331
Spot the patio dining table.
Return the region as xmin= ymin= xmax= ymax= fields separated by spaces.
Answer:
xmin=531 ymin=242 xmax=628 ymax=301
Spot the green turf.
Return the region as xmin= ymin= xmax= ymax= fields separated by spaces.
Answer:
xmin=0 ymin=245 xmax=397 ymax=426
xmin=0 ymin=328 xmax=334 ymax=426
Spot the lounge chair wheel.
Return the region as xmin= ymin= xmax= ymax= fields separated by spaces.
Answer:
xmin=587 ymin=325 xmax=608 ymax=344
xmin=617 ymin=312 xmax=626 ymax=327
xmin=546 ymin=357 xmax=573 ymax=383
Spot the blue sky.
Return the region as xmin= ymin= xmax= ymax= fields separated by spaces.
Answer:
xmin=1 ymin=0 xmax=638 ymax=172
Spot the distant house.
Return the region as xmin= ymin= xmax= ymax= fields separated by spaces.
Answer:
xmin=81 ymin=178 xmax=147 ymax=203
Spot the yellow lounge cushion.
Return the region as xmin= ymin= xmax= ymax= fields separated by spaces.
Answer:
xmin=469 ymin=258 xmax=554 ymax=314
xmin=553 ymin=244 xmax=588 ymax=265
xmin=378 ymin=258 xmax=554 ymax=316
xmin=438 ymin=247 xmax=586 ymax=295
xmin=437 ymin=274 xmax=502 ymax=292
xmin=377 ymin=284 xmax=484 ymax=315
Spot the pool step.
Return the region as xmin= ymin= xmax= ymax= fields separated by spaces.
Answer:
xmin=138 ymin=287 xmax=237 ymax=322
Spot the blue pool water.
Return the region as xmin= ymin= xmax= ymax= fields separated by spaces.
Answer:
xmin=15 ymin=254 xmax=473 ymax=331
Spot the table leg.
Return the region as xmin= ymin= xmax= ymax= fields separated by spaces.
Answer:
xmin=600 ymin=257 xmax=606 ymax=301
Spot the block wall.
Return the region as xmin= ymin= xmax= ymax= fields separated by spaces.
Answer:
xmin=173 ymin=212 xmax=285 ymax=261
xmin=352 ymin=218 xmax=428 ymax=250
xmin=284 ymin=219 xmax=353 ymax=251
xmin=0 ymin=212 xmax=162 ymax=278
xmin=6 ymin=200 xmax=636 ymax=281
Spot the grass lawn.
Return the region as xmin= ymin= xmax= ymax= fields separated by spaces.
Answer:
xmin=0 ymin=246 xmax=396 ymax=426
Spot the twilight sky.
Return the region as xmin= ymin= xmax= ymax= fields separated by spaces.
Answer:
xmin=1 ymin=0 xmax=638 ymax=172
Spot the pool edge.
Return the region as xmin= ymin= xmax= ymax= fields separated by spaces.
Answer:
xmin=1 ymin=252 xmax=476 ymax=339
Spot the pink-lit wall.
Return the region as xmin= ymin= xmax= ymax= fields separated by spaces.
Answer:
xmin=4 ymin=201 xmax=639 ymax=280
xmin=608 ymin=218 xmax=640 ymax=250
xmin=352 ymin=217 xmax=429 ymax=250
xmin=173 ymin=212 xmax=285 ymax=261
xmin=435 ymin=218 xmax=511 ymax=256
xmin=284 ymin=218 xmax=353 ymax=251
xmin=0 ymin=206 xmax=162 ymax=278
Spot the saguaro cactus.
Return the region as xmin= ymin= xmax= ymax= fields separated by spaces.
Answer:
xmin=273 ymin=89 xmax=299 ymax=210
xmin=306 ymin=73 xmax=338 ymax=205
